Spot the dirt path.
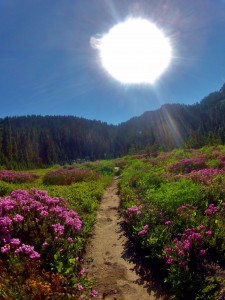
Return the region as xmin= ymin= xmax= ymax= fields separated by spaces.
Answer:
xmin=85 ymin=177 xmax=163 ymax=300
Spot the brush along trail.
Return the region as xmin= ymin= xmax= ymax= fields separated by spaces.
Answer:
xmin=85 ymin=177 xmax=163 ymax=300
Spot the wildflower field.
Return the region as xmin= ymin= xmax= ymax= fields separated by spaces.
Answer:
xmin=119 ymin=146 xmax=225 ymax=299
xmin=2 ymin=146 xmax=225 ymax=299
xmin=0 ymin=160 xmax=114 ymax=299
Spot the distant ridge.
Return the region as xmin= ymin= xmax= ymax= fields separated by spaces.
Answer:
xmin=0 ymin=83 xmax=225 ymax=168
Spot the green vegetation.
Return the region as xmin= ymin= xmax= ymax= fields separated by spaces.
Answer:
xmin=2 ymin=144 xmax=225 ymax=299
xmin=0 ymin=160 xmax=115 ymax=299
xmin=119 ymin=146 xmax=225 ymax=299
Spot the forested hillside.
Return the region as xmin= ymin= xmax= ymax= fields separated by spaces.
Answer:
xmin=0 ymin=116 xmax=116 ymax=168
xmin=0 ymin=83 xmax=225 ymax=168
xmin=117 ymin=83 xmax=225 ymax=152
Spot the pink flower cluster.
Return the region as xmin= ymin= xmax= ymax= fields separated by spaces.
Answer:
xmin=43 ymin=168 xmax=96 ymax=185
xmin=165 ymin=220 xmax=172 ymax=226
xmin=52 ymin=223 xmax=65 ymax=236
xmin=1 ymin=239 xmax=40 ymax=259
xmin=138 ymin=224 xmax=149 ymax=236
xmin=218 ymin=155 xmax=225 ymax=167
xmin=90 ymin=289 xmax=98 ymax=298
xmin=0 ymin=170 xmax=39 ymax=183
xmin=182 ymin=168 xmax=225 ymax=185
xmin=167 ymin=157 xmax=206 ymax=174
xmin=0 ymin=188 xmax=82 ymax=258
xmin=126 ymin=205 xmax=142 ymax=216
xmin=205 ymin=203 xmax=218 ymax=215
xmin=78 ymin=268 xmax=86 ymax=275
xmin=165 ymin=225 xmax=213 ymax=267
xmin=77 ymin=284 xmax=83 ymax=291
xmin=177 ymin=204 xmax=196 ymax=218
xmin=15 ymin=243 xmax=40 ymax=259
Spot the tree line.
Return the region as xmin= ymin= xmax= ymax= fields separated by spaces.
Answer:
xmin=0 ymin=83 xmax=225 ymax=169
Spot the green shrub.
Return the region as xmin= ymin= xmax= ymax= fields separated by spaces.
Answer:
xmin=43 ymin=168 xmax=99 ymax=185
xmin=118 ymin=147 xmax=225 ymax=298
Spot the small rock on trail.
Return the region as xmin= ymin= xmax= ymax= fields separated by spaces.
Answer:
xmin=84 ymin=177 xmax=163 ymax=300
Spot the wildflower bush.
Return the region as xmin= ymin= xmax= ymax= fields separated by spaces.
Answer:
xmin=43 ymin=168 xmax=98 ymax=185
xmin=167 ymin=157 xmax=206 ymax=174
xmin=0 ymin=160 xmax=114 ymax=299
xmin=0 ymin=189 xmax=98 ymax=299
xmin=0 ymin=170 xmax=39 ymax=183
xmin=119 ymin=147 xmax=225 ymax=299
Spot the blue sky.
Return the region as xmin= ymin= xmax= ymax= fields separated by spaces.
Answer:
xmin=0 ymin=0 xmax=225 ymax=124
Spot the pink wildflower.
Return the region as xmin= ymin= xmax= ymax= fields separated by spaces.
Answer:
xmin=178 ymin=250 xmax=185 ymax=256
xmin=0 ymin=216 xmax=12 ymax=226
xmin=199 ymin=249 xmax=206 ymax=256
xmin=183 ymin=240 xmax=191 ymax=250
xmin=205 ymin=204 xmax=217 ymax=215
xmin=165 ymin=247 xmax=172 ymax=253
xmin=198 ymin=224 xmax=205 ymax=231
xmin=1 ymin=244 xmax=10 ymax=253
xmin=10 ymin=238 xmax=21 ymax=246
xmin=77 ymin=284 xmax=84 ymax=291
xmin=90 ymin=289 xmax=98 ymax=298
xmin=42 ymin=242 xmax=48 ymax=247
xmin=165 ymin=220 xmax=172 ymax=226
xmin=12 ymin=214 xmax=24 ymax=223
xmin=179 ymin=261 xmax=187 ymax=267
xmin=138 ymin=229 xmax=148 ymax=236
xmin=166 ymin=258 xmax=173 ymax=265
xmin=79 ymin=268 xmax=85 ymax=275
xmin=52 ymin=223 xmax=64 ymax=236
xmin=40 ymin=210 xmax=48 ymax=217
xmin=30 ymin=251 xmax=40 ymax=259
xmin=205 ymin=230 xmax=213 ymax=235
xmin=127 ymin=205 xmax=142 ymax=215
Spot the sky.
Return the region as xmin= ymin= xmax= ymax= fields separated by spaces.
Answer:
xmin=0 ymin=0 xmax=225 ymax=125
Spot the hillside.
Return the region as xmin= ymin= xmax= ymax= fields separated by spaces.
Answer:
xmin=0 ymin=83 xmax=225 ymax=168
xmin=0 ymin=116 xmax=117 ymax=168
xmin=116 ymin=86 xmax=225 ymax=152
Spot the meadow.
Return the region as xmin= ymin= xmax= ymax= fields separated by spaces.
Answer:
xmin=119 ymin=146 xmax=225 ymax=299
xmin=1 ymin=146 xmax=225 ymax=299
xmin=0 ymin=160 xmax=115 ymax=299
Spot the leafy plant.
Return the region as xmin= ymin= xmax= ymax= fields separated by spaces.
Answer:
xmin=0 ymin=163 xmax=111 ymax=299
xmin=119 ymin=146 xmax=225 ymax=298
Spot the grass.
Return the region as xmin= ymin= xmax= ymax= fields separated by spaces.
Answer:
xmin=3 ymin=147 xmax=225 ymax=299
xmin=119 ymin=146 xmax=225 ymax=299
xmin=0 ymin=160 xmax=115 ymax=299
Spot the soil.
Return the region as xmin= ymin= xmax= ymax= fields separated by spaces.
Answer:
xmin=84 ymin=177 xmax=166 ymax=300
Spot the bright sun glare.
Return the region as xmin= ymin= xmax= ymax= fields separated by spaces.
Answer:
xmin=98 ymin=18 xmax=172 ymax=84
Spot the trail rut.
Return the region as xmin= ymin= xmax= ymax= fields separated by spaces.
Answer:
xmin=85 ymin=177 xmax=163 ymax=300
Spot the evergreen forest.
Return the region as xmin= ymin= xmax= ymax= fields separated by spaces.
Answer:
xmin=0 ymin=82 xmax=225 ymax=169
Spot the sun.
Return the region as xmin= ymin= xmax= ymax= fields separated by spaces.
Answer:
xmin=97 ymin=18 xmax=172 ymax=84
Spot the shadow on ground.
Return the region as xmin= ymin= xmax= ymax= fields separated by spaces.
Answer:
xmin=119 ymin=218 xmax=169 ymax=300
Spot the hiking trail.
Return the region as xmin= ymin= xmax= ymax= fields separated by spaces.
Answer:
xmin=85 ymin=177 xmax=164 ymax=300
